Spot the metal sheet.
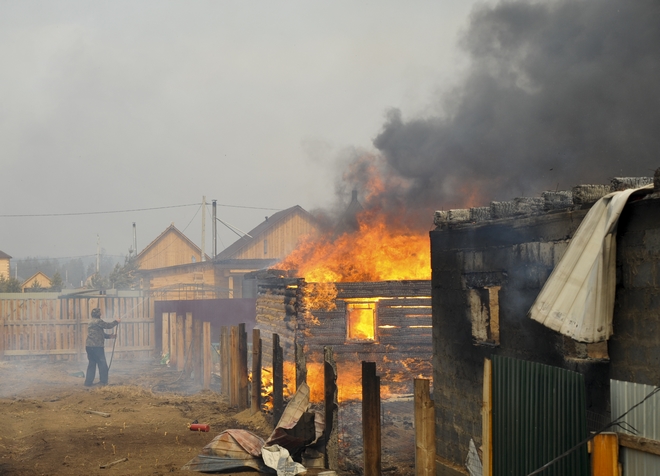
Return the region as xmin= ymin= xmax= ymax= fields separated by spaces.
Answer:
xmin=529 ymin=185 xmax=652 ymax=343
xmin=492 ymin=356 xmax=589 ymax=476
xmin=610 ymin=379 xmax=660 ymax=475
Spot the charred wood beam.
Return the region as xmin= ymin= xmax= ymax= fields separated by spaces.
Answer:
xmin=251 ymin=328 xmax=261 ymax=415
xmin=272 ymin=333 xmax=284 ymax=425
xmin=324 ymin=346 xmax=339 ymax=471
xmin=362 ymin=361 xmax=382 ymax=476
xmin=220 ymin=326 xmax=230 ymax=396
xmin=238 ymin=323 xmax=249 ymax=410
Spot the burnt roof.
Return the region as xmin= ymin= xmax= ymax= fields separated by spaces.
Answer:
xmin=434 ymin=176 xmax=655 ymax=229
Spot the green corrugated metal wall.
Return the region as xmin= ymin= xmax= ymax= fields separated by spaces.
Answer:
xmin=492 ymin=356 xmax=589 ymax=476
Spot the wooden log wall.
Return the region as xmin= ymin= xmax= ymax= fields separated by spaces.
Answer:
xmin=254 ymin=278 xmax=302 ymax=368
xmin=253 ymin=278 xmax=433 ymax=397
xmin=0 ymin=293 xmax=154 ymax=361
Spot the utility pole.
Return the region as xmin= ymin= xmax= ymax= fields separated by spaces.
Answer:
xmin=212 ymin=199 xmax=217 ymax=258
xmin=132 ymin=222 xmax=138 ymax=258
xmin=96 ymin=235 xmax=100 ymax=273
xmin=201 ymin=196 xmax=206 ymax=262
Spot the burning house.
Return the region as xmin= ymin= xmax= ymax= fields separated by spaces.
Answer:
xmin=248 ymin=274 xmax=432 ymax=473
xmin=249 ymin=184 xmax=433 ymax=398
xmin=247 ymin=183 xmax=434 ymax=472
xmin=250 ymin=274 xmax=432 ymax=401
xmin=430 ymin=175 xmax=660 ymax=475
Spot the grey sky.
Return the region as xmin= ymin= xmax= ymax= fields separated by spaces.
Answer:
xmin=1 ymin=0 xmax=478 ymax=260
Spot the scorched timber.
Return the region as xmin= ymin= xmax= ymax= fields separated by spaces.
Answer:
xmin=254 ymin=277 xmax=433 ymax=384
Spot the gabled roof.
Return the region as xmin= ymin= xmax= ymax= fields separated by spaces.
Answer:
xmin=215 ymin=205 xmax=315 ymax=260
xmin=22 ymin=271 xmax=52 ymax=288
xmin=0 ymin=250 xmax=11 ymax=259
xmin=137 ymin=224 xmax=210 ymax=263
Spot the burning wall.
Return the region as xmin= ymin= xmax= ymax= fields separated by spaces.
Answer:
xmin=250 ymin=274 xmax=432 ymax=403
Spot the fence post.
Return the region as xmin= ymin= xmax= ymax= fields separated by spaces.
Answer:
xmin=362 ymin=361 xmax=381 ymax=476
xmin=168 ymin=312 xmax=177 ymax=368
xmin=230 ymin=325 xmax=239 ymax=406
xmin=176 ymin=316 xmax=185 ymax=372
xmin=160 ymin=312 xmax=170 ymax=357
xmin=184 ymin=313 xmax=193 ymax=378
xmin=220 ymin=326 xmax=230 ymax=396
xmin=324 ymin=346 xmax=339 ymax=471
xmin=273 ymin=333 xmax=284 ymax=425
xmin=414 ymin=378 xmax=435 ymax=476
xmin=148 ymin=296 xmax=155 ymax=359
xmin=591 ymin=433 xmax=619 ymax=476
xmin=239 ymin=323 xmax=249 ymax=409
xmin=75 ymin=299 xmax=83 ymax=362
xmin=251 ymin=328 xmax=262 ymax=415
xmin=0 ymin=311 xmax=5 ymax=359
xmin=193 ymin=319 xmax=202 ymax=385
xmin=203 ymin=321 xmax=211 ymax=390
xmin=482 ymin=358 xmax=492 ymax=476
xmin=295 ymin=341 xmax=307 ymax=393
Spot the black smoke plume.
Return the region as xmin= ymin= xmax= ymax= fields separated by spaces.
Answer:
xmin=373 ymin=0 xmax=660 ymax=210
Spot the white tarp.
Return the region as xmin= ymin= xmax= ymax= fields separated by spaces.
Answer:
xmin=262 ymin=445 xmax=307 ymax=476
xmin=528 ymin=185 xmax=653 ymax=343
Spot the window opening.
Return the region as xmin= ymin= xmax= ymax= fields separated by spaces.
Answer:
xmin=346 ymin=301 xmax=377 ymax=342
xmin=468 ymin=285 xmax=500 ymax=346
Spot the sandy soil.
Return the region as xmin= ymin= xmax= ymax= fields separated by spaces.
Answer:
xmin=0 ymin=358 xmax=301 ymax=476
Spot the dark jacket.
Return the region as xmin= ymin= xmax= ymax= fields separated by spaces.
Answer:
xmin=86 ymin=318 xmax=119 ymax=347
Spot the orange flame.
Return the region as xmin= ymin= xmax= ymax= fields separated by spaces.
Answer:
xmin=276 ymin=155 xmax=431 ymax=283
xmin=277 ymin=207 xmax=430 ymax=283
xmin=261 ymin=363 xmax=296 ymax=411
xmin=306 ymin=360 xmax=423 ymax=403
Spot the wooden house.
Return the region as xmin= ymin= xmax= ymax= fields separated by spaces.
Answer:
xmin=214 ymin=205 xmax=319 ymax=298
xmin=215 ymin=205 xmax=318 ymax=261
xmin=0 ymin=251 xmax=11 ymax=280
xmin=137 ymin=224 xmax=210 ymax=271
xmin=250 ymin=272 xmax=433 ymax=395
xmin=137 ymin=206 xmax=319 ymax=300
xmin=21 ymin=271 xmax=52 ymax=292
xmin=135 ymin=224 xmax=214 ymax=300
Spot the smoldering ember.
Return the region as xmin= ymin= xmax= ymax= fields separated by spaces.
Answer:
xmin=3 ymin=169 xmax=660 ymax=476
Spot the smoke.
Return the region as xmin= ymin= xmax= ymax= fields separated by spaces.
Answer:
xmin=372 ymin=0 xmax=660 ymax=209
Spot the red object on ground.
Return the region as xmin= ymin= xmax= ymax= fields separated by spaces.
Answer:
xmin=189 ymin=423 xmax=210 ymax=432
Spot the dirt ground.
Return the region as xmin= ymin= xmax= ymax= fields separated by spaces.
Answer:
xmin=0 ymin=358 xmax=332 ymax=476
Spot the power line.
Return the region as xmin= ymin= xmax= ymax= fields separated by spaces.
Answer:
xmin=14 ymin=254 xmax=126 ymax=261
xmin=0 ymin=202 xmax=283 ymax=218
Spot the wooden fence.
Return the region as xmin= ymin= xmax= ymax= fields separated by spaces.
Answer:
xmin=0 ymin=292 xmax=155 ymax=361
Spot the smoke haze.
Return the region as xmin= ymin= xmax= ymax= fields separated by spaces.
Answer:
xmin=372 ymin=0 xmax=660 ymax=210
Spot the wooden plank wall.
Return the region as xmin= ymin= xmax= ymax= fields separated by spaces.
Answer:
xmin=0 ymin=293 xmax=154 ymax=361
xmin=255 ymin=278 xmax=301 ymax=368
xmin=254 ymin=278 xmax=433 ymax=375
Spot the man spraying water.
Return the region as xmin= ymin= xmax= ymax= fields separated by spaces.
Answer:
xmin=84 ymin=307 xmax=120 ymax=387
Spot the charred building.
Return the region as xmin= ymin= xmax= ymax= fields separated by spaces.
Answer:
xmin=431 ymin=175 xmax=660 ymax=475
